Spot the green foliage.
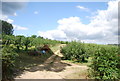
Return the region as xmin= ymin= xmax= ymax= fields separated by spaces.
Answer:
xmin=31 ymin=35 xmax=37 ymax=38
xmin=61 ymin=41 xmax=120 ymax=79
xmin=1 ymin=46 xmax=19 ymax=80
xmin=89 ymin=45 xmax=120 ymax=79
xmin=1 ymin=33 xmax=120 ymax=80
xmin=1 ymin=20 xmax=14 ymax=35
xmin=84 ymin=43 xmax=98 ymax=57
xmin=14 ymin=36 xmax=24 ymax=51
xmin=2 ymin=34 xmax=61 ymax=51
xmin=61 ymin=41 xmax=88 ymax=62
xmin=31 ymin=37 xmax=60 ymax=47
xmin=60 ymin=41 xmax=68 ymax=44
xmin=23 ymin=37 xmax=31 ymax=51
xmin=2 ymin=35 xmax=14 ymax=45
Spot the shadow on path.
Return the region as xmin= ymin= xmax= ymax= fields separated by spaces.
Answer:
xmin=14 ymin=51 xmax=71 ymax=79
xmin=25 ymin=54 xmax=71 ymax=72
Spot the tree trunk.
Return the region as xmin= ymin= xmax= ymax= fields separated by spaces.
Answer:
xmin=25 ymin=45 xmax=28 ymax=51
xmin=17 ymin=46 xmax=20 ymax=51
xmin=82 ymin=57 xmax=85 ymax=62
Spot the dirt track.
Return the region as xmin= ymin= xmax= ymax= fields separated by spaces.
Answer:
xmin=15 ymin=44 xmax=88 ymax=80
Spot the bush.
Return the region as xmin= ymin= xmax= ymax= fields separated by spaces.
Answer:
xmin=89 ymin=45 xmax=120 ymax=79
xmin=61 ymin=41 xmax=88 ymax=62
xmin=1 ymin=46 xmax=19 ymax=80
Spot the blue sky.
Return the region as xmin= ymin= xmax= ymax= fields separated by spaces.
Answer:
xmin=9 ymin=2 xmax=107 ymax=35
xmin=2 ymin=1 xmax=118 ymax=44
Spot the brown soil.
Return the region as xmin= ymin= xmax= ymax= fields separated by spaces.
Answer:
xmin=15 ymin=44 xmax=88 ymax=80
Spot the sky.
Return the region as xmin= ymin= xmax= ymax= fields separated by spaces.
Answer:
xmin=1 ymin=0 xmax=119 ymax=44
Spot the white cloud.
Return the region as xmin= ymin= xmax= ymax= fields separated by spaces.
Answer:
xmin=57 ymin=17 xmax=106 ymax=40
xmin=13 ymin=13 xmax=17 ymax=16
xmin=76 ymin=5 xmax=89 ymax=12
xmin=38 ymin=0 xmax=118 ymax=44
xmin=13 ymin=25 xmax=28 ymax=30
xmin=1 ymin=15 xmax=28 ymax=31
xmin=38 ymin=30 xmax=67 ymax=40
xmin=34 ymin=11 xmax=39 ymax=14
xmin=7 ymin=19 xmax=14 ymax=23
xmin=1 ymin=15 xmax=14 ymax=23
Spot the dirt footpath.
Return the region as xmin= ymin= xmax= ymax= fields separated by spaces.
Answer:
xmin=15 ymin=44 xmax=88 ymax=80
